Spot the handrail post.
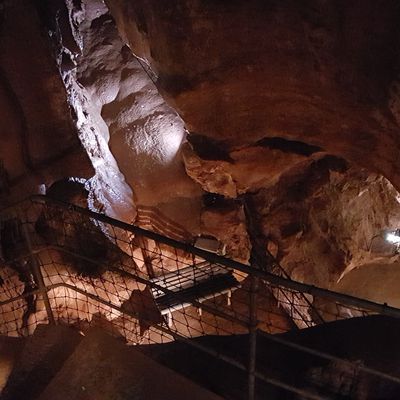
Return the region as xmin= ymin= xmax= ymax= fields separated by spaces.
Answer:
xmin=22 ymin=224 xmax=55 ymax=325
xmin=248 ymin=274 xmax=259 ymax=400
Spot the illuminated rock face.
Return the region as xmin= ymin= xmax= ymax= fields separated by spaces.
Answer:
xmin=182 ymin=142 xmax=308 ymax=198
xmin=2 ymin=0 xmax=400 ymax=332
xmin=49 ymin=0 xmax=201 ymax=226
xmin=101 ymin=0 xmax=400 ymax=311
xmin=253 ymin=163 xmax=400 ymax=289
xmin=200 ymin=201 xmax=251 ymax=265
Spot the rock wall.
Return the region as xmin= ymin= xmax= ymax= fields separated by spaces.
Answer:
xmin=0 ymin=0 xmax=93 ymax=203
xmin=101 ymin=0 xmax=400 ymax=322
xmin=254 ymin=161 xmax=400 ymax=289
xmin=45 ymin=0 xmax=202 ymax=228
xmin=106 ymin=0 xmax=400 ymax=191
xmin=2 ymin=0 xmax=400 ymax=332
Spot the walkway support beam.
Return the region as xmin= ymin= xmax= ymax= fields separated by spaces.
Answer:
xmin=22 ymin=223 xmax=55 ymax=325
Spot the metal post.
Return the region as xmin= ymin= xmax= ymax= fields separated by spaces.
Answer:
xmin=248 ymin=274 xmax=259 ymax=400
xmin=137 ymin=235 xmax=156 ymax=278
xmin=22 ymin=224 xmax=55 ymax=325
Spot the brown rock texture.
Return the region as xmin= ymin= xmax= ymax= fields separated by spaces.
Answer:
xmin=38 ymin=328 xmax=224 ymax=400
xmin=2 ymin=0 xmax=400 ymax=336
xmin=44 ymin=0 xmax=202 ymax=227
xmin=182 ymin=142 xmax=308 ymax=198
xmin=335 ymin=262 xmax=400 ymax=309
xmin=0 ymin=0 xmax=93 ymax=201
xmin=254 ymin=161 xmax=400 ymax=289
xmin=200 ymin=201 xmax=251 ymax=265
xmin=106 ymin=0 xmax=400 ymax=191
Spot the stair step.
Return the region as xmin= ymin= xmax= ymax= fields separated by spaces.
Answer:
xmin=38 ymin=328 xmax=223 ymax=400
xmin=1 ymin=324 xmax=83 ymax=400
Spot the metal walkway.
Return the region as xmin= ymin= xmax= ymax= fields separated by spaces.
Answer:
xmin=0 ymin=195 xmax=400 ymax=399
xmin=151 ymin=262 xmax=239 ymax=319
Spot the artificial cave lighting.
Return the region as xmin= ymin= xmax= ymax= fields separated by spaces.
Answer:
xmin=386 ymin=230 xmax=400 ymax=244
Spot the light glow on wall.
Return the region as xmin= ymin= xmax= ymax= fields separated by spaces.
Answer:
xmin=386 ymin=231 xmax=400 ymax=244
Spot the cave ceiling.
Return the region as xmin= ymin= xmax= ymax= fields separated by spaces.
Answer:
xmin=1 ymin=0 xmax=400 ymax=303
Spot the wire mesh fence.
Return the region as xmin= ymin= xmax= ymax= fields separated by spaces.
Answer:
xmin=0 ymin=195 xmax=400 ymax=399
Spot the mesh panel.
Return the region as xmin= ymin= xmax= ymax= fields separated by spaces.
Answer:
xmin=0 ymin=196 xmax=399 ymax=399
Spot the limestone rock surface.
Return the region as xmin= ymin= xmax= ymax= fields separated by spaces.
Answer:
xmin=106 ymin=0 xmax=400 ymax=191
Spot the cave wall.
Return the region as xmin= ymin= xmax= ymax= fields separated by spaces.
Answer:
xmin=0 ymin=0 xmax=93 ymax=202
xmin=106 ymin=0 xmax=400 ymax=191
xmin=44 ymin=0 xmax=203 ymax=229
xmin=101 ymin=0 xmax=400 ymax=302
xmin=252 ymin=161 xmax=400 ymax=289
xmin=2 ymin=0 xmax=400 ymax=331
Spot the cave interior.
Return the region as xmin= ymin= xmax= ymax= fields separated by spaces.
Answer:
xmin=0 ymin=0 xmax=400 ymax=399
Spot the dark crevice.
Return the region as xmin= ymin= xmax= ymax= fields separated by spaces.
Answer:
xmin=255 ymin=137 xmax=323 ymax=156
xmin=202 ymin=192 xmax=228 ymax=207
xmin=187 ymin=133 xmax=233 ymax=162
xmin=0 ymin=67 xmax=33 ymax=171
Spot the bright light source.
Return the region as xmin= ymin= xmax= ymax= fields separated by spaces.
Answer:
xmin=386 ymin=231 xmax=400 ymax=244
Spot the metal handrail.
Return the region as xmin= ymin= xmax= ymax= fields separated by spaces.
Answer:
xmin=29 ymin=195 xmax=400 ymax=320
xmin=42 ymin=283 xmax=329 ymax=400
xmin=4 ymin=242 xmax=400 ymax=386
xmin=50 ymin=244 xmax=249 ymax=327
xmin=3 ymin=276 xmax=399 ymax=387
xmin=2 ymin=195 xmax=400 ymax=399
xmin=136 ymin=204 xmax=193 ymax=242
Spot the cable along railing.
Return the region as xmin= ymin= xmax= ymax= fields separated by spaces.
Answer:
xmin=0 ymin=195 xmax=399 ymax=399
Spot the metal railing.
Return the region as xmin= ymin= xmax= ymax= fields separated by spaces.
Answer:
xmin=135 ymin=204 xmax=193 ymax=243
xmin=0 ymin=195 xmax=399 ymax=399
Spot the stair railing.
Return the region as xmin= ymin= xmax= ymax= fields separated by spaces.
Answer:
xmin=1 ymin=195 xmax=400 ymax=399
